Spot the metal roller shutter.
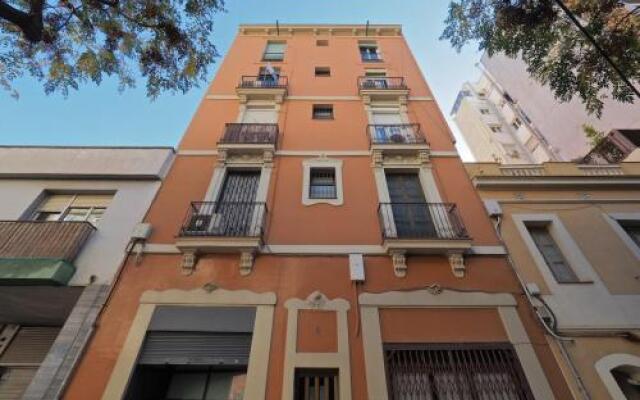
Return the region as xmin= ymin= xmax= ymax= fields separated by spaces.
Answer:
xmin=137 ymin=332 xmax=252 ymax=366
xmin=0 ymin=327 xmax=60 ymax=364
xmin=0 ymin=368 xmax=38 ymax=400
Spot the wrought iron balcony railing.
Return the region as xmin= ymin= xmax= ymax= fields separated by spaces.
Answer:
xmin=367 ymin=124 xmax=427 ymax=145
xmin=0 ymin=221 xmax=95 ymax=261
xmin=358 ymin=76 xmax=407 ymax=91
xmin=378 ymin=202 xmax=469 ymax=240
xmin=219 ymin=123 xmax=279 ymax=147
xmin=238 ymin=76 xmax=288 ymax=89
xmin=180 ymin=202 xmax=267 ymax=238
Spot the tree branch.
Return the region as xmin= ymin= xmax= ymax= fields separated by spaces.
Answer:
xmin=0 ymin=0 xmax=46 ymax=42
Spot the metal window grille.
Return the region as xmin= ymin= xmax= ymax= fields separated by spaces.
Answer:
xmin=313 ymin=105 xmax=334 ymax=120
xmin=385 ymin=344 xmax=535 ymax=400
xmin=309 ymin=169 xmax=336 ymax=199
xmin=294 ymin=369 xmax=339 ymax=400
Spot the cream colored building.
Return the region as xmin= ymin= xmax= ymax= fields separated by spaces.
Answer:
xmin=466 ymin=161 xmax=640 ymax=400
xmin=452 ymin=72 xmax=559 ymax=164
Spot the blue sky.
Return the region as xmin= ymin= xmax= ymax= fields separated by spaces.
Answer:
xmin=0 ymin=0 xmax=480 ymax=158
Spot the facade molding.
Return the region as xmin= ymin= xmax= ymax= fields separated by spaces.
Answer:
xmin=282 ymin=291 xmax=351 ymax=400
xmin=358 ymin=288 xmax=555 ymax=400
xmin=205 ymin=94 xmax=433 ymax=102
xmin=176 ymin=149 xmax=460 ymax=158
xmin=102 ymin=287 xmax=276 ymax=400
xmin=595 ymin=353 xmax=640 ymax=400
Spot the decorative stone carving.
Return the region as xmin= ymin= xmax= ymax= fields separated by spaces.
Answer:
xmin=217 ymin=148 xmax=228 ymax=166
xmin=180 ymin=251 xmax=198 ymax=275
xmin=390 ymin=251 xmax=407 ymax=278
xmin=202 ymin=282 xmax=218 ymax=293
xmin=307 ymin=291 xmax=329 ymax=309
xmin=263 ymin=149 xmax=274 ymax=166
xmin=418 ymin=149 xmax=431 ymax=165
xmin=372 ymin=150 xmax=384 ymax=167
xmin=426 ymin=283 xmax=443 ymax=295
xmin=448 ymin=253 xmax=465 ymax=278
xmin=227 ymin=153 xmax=263 ymax=164
xmin=239 ymin=250 xmax=255 ymax=276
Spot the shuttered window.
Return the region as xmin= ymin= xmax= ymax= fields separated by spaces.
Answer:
xmin=294 ymin=369 xmax=339 ymax=400
xmin=0 ymin=326 xmax=60 ymax=400
xmin=527 ymin=225 xmax=579 ymax=283
xmin=33 ymin=193 xmax=113 ymax=225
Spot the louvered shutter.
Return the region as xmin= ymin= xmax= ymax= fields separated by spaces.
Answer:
xmin=137 ymin=332 xmax=252 ymax=366
xmin=0 ymin=368 xmax=38 ymax=400
xmin=0 ymin=327 xmax=60 ymax=364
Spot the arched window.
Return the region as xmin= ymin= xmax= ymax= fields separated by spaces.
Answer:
xmin=596 ymin=354 xmax=640 ymax=400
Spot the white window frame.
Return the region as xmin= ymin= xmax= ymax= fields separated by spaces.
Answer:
xmin=512 ymin=214 xmax=595 ymax=286
xmin=595 ymin=354 xmax=640 ymax=400
xmin=358 ymin=41 xmax=381 ymax=61
xmin=262 ymin=40 xmax=286 ymax=61
xmin=31 ymin=193 xmax=112 ymax=226
xmin=603 ymin=213 xmax=640 ymax=260
xmin=302 ymin=158 xmax=343 ymax=206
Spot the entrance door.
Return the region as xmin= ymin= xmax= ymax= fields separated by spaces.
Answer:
xmin=216 ymin=171 xmax=261 ymax=236
xmin=385 ymin=173 xmax=435 ymax=238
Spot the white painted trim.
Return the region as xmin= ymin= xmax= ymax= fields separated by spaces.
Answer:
xmin=205 ymin=94 xmax=433 ymax=102
xmin=512 ymin=214 xmax=595 ymax=284
xmin=140 ymin=244 xmax=181 ymax=254
xmin=302 ymin=157 xmax=344 ymax=206
xmin=595 ymin=353 xmax=640 ymax=400
xmin=603 ymin=213 xmax=640 ymax=260
xmin=471 ymin=245 xmax=507 ymax=255
xmin=430 ymin=150 xmax=459 ymax=157
xmin=473 ymin=178 xmax=640 ymax=188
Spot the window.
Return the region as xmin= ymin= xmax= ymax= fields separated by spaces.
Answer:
xmin=316 ymin=39 xmax=329 ymax=46
xmin=258 ymin=66 xmax=281 ymax=83
xmin=619 ymin=220 xmax=640 ymax=248
xmin=512 ymin=118 xmax=522 ymax=130
xmin=490 ymin=126 xmax=502 ymax=133
xmin=294 ymin=369 xmax=339 ymax=400
xmin=315 ymin=67 xmax=331 ymax=77
xmin=480 ymin=108 xmax=490 ymax=115
xmin=527 ymin=224 xmax=579 ymax=283
xmin=359 ymin=42 xmax=381 ymax=62
xmin=32 ymin=193 xmax=113 ymax=226
xmin=262 ymin=41 xmax=286 ymax=61
xmin=611 ymin=365 xmax=640 ymax=399
xmin=309 ymin=169 xmax=336 ymax=199
xmin=385 ymin=344 xmax=534 ymax=400
xmin=302 ymin=159 xmax=343 ymax=206
xmin=312 ymin=104 xmax=333 ymax=120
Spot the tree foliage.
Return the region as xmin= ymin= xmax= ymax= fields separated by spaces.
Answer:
xmin=0 ymin=0 xmax=225 ymax=98
xmin=441 ymin=0 xmax=640 ymax=116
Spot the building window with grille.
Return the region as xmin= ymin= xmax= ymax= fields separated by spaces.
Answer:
xmin=312 ymin=105 xmax=334 ymax=120
xmin=480 ymin=108 xmax=490 ymax=115
xmin=262 ymin=41 xmax=286 ymax=61
xmin=309 ymin=169 xmax=337 ymax=199
xmin=490 ymin=126 xmax=502 ymax=133
xmin=359 ymin=42 xmax=381 ymax=62
xmin=32 ymin=193 xmax=113 ymax=226
xmin=294 ymin=369 xmax=339 ymax=400
xmin=526 ymin=224 xmax=580 ymax=283
xmin=315 ymin=67 xmax=331 ymax=77
xmin=384 ymin=344 xmax=535 ymax=400
xmin=316 ymin=39 xmax=329 ymax=47
xmin=302 ymin=159 xmax=343 ymax=206
xmin=512 ymin=118 xmax=522 ymax=130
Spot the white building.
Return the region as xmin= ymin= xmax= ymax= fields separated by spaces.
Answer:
xmin=0 ymin=146 xmax=173 ymax=399
xmin=452 ymin=53 xmax=640 ymax=164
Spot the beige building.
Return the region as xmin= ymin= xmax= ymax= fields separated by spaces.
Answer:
xmin=466 ymin=161 xmax=640 ymax=400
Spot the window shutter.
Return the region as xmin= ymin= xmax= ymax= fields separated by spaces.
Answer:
xmin=37 ymin=195 xmax=74 ymax=212
xmin=528 ymin=226 xmax=578 ymax=283
xmin=0 ymin=327 xmax=60 ymax=364
xmin=70 ymin=194 xmax=113 ymax=208
xmin=137 ymin=332 xmax=252 ymax=366
xmin=0 ymin=368 xmax=38 ymax=400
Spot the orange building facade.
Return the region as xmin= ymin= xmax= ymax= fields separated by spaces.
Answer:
xmin=64 ymin=24 xmax=573 ymax=400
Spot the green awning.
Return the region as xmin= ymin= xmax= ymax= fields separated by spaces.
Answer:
xmin=0 ymin=259 xmax=76 ymax=286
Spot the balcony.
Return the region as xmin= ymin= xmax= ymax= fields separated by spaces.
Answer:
xmin=378 ymin=203 xmax=472 ymax=277
xmin=358 ymin=77 xmax=409 ymax=103
xmin=218 ymin=124 xmax=279 ymax=162
xmin=175 ymin=202 xmax=267 ymax=275
xmin=0 ymin=221 xmax=95 ymax=285
xmin=236 ymin=76 xmax=288 ymax=103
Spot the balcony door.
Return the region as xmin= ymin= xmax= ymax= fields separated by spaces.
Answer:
xmin=386 ymin=172 xmax=435 ymax=238
xmin=372 ymin=111 xmax=403 ymax=143
xmin=216 ymin=170 xmax=261 ymax=236
xmin=242 ymin=106 xmax=277 ymax=124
